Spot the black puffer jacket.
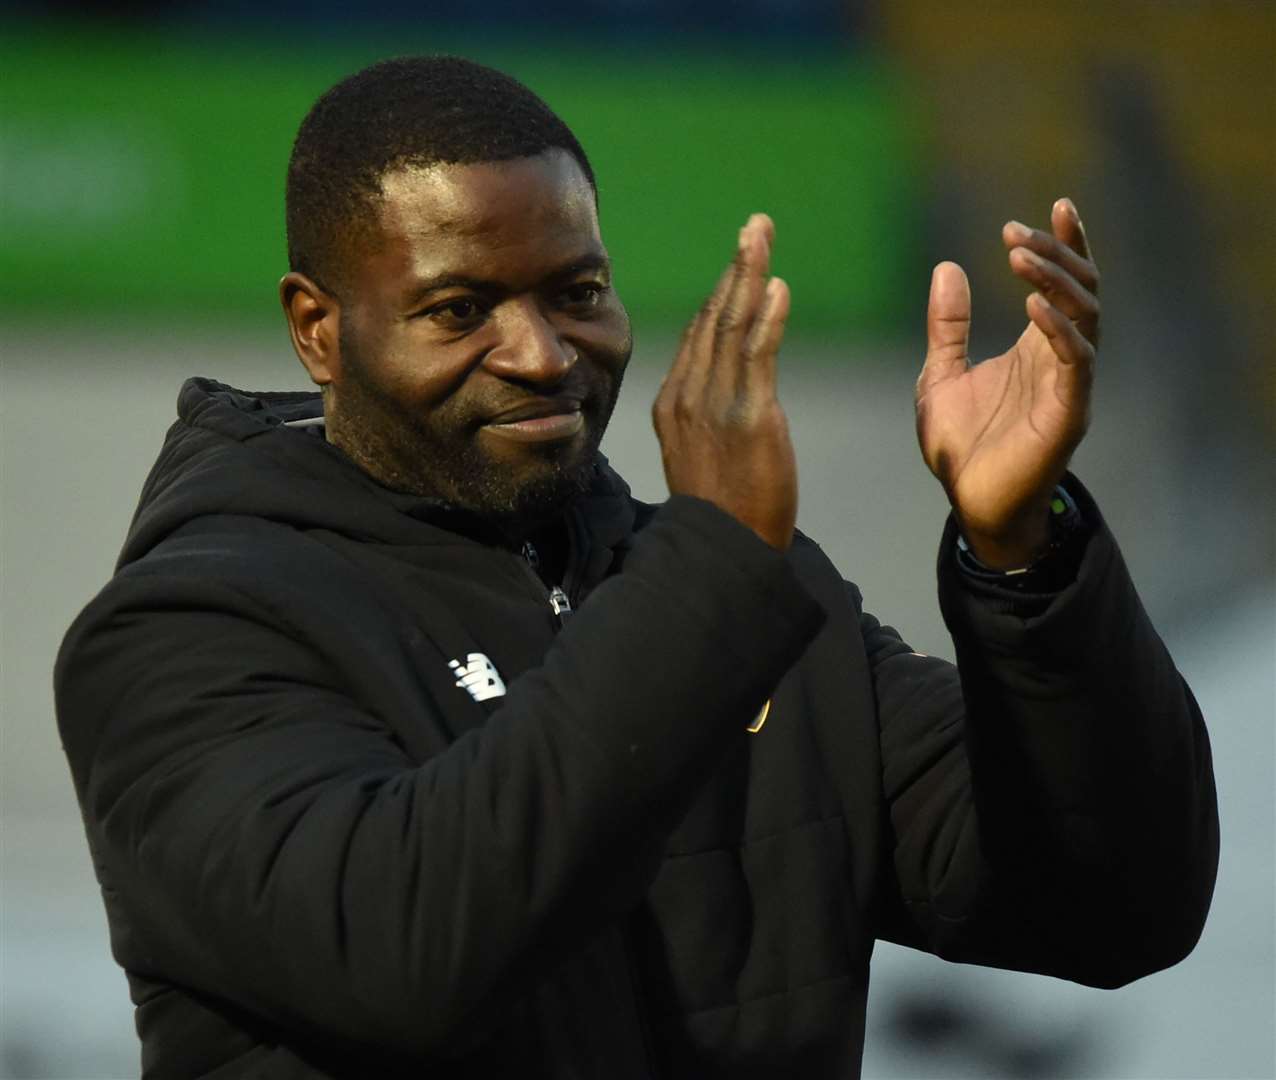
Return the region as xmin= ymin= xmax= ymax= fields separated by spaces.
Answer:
xmin=55 ymin=378 xmax=1218 ymax=1078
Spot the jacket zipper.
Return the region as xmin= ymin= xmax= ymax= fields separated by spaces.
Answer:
xmin=522 ymin=537 xmax=658 ymax=1076
xmin=520 ymin=540 xmax=573 ymax=627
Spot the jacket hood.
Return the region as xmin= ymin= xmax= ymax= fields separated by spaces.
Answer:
xmin=118 ymin=377 xmax=634 ymax=571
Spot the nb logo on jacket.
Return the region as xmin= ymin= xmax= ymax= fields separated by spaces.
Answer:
xmin=449 ymin=653 xmax=507 ymax=702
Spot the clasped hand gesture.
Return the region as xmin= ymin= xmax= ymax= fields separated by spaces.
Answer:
xmin=654 ymin=200 xmax=1100 ymax=564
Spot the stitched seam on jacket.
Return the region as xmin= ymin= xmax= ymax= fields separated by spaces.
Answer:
xmin=661 ymin=813 xmax=844 ymax=860
xmin=901 ymin=897 xmax=973 ymax=925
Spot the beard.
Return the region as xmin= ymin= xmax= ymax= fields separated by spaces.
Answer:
xmin=329 ymin=322 xmax=626 ymax=528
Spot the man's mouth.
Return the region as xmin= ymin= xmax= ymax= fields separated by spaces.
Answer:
xmin=482 ymin=398 xmax=585 ymax=443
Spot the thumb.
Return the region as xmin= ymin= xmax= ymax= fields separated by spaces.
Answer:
xmin=917 ymin=261 xmax=971 ymax=399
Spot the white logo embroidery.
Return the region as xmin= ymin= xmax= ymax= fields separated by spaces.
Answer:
xmin=448 ymin=653 xmax=507 ymax=702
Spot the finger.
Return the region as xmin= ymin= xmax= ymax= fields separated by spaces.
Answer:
xmin=917 ymin=261 xmax=970 ymax=400
xmin=1051 ymin=197 xmax=1093 ymax=263
xmin=663 ymin=256 xmax=737 ymax=408
xmin=740 ymin=275 xmax=790 ymax=393
xmin=1002 ymin=219 xmax=1098 ymax=294
xmin=701 ymin=213 xmax=772 ymax=344
xmin=666 ymin=214 xmax=774 ymax=410
xmin=688 ymin=258 xmax=740 ymax=363
xmin=711 ymin=214 xmax=773 ymax=377
xmin=1026 ymin=291 xmax=1096 ymax=395
xmin=1007 ymin=245 xmax=1100 ymax=346
xmin=655 ymin=319 xmax=695 ymax=406
xmin=1026 ymin=292 xmax=1094 ymax=441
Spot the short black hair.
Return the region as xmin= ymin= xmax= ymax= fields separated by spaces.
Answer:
xmin=285 ymin=55 xmax=596 ymax=294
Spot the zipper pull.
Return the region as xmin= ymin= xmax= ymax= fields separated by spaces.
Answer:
xmin=524 ymin=541 xmax=572 ymax=626
xmin=549 ymin=585 xmax=573 ymax=625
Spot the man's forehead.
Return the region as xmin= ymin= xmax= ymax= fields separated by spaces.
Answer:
xmin=374 ymin=151 xmax=597 ymax=240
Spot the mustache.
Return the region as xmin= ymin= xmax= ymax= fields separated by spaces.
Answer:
xmin=485 ymin=396 xmax=584 ymax=424
xmin=476 ymin=374 xmax=605 ymax=424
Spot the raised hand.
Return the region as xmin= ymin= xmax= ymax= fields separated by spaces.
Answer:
xmin=653 ymin=214 xmax=797 ymax=550
xmin=915 ymin=198 xmax=1100 ymax=569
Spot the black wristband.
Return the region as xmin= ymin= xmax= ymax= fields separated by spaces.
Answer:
xmin=955 ymin=486 xmax=1087 ymax=593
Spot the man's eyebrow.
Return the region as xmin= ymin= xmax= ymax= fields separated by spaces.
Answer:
xmin=554 ymin=253 xmax=611 ymax=277
xmin=402 ymin=274 xmax=504 ymax=306
xmin=402 ymin=254 xmax=612 ymax=307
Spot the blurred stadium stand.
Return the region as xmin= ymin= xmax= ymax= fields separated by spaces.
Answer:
xmin=0 ymin=22 xmax=925 ymax=336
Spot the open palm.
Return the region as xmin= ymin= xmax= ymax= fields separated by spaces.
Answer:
xmin=915 ymin=199 xmax=1100 ymax=569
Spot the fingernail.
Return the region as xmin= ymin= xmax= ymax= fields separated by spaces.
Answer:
xmin=1007 ymin=220 xmax=1030 ymax=239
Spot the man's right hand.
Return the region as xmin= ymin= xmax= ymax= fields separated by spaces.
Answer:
xmin=652 ymin=214 xmax=797 ymax=551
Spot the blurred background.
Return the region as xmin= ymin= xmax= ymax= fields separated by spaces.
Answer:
xmin=2 ymin=1 xmax=1272 ymax=1077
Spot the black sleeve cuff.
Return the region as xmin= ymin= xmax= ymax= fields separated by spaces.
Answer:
xmin=948 ymin=476 xmax=1096 ymax=615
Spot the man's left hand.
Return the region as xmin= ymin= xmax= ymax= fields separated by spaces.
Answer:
xmin=915 ymin=198 xmax=1099 ymax=570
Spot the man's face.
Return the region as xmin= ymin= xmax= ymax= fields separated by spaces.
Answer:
xmin=326 ymin=149 xmax=631 ymax=523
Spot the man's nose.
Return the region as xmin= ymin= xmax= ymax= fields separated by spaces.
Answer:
xmin=482 ymin=299 xmax=576 ymax=385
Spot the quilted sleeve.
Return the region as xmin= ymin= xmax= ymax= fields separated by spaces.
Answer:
xmin=866 ymin=480 xmax=1218 ymax=988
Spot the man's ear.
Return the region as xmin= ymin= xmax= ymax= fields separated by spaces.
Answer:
xmin=280 ymin=271 xmax=341 ymax=387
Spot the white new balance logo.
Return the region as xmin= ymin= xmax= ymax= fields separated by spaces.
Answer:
xmin=448 ymin=653 xmax=507 ymax=702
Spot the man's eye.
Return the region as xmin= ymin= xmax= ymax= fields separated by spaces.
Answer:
xmin=561 ymin=282 xmax=605 ymax=307
xmin=427 ymin=298 xmax=485 ymax=324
